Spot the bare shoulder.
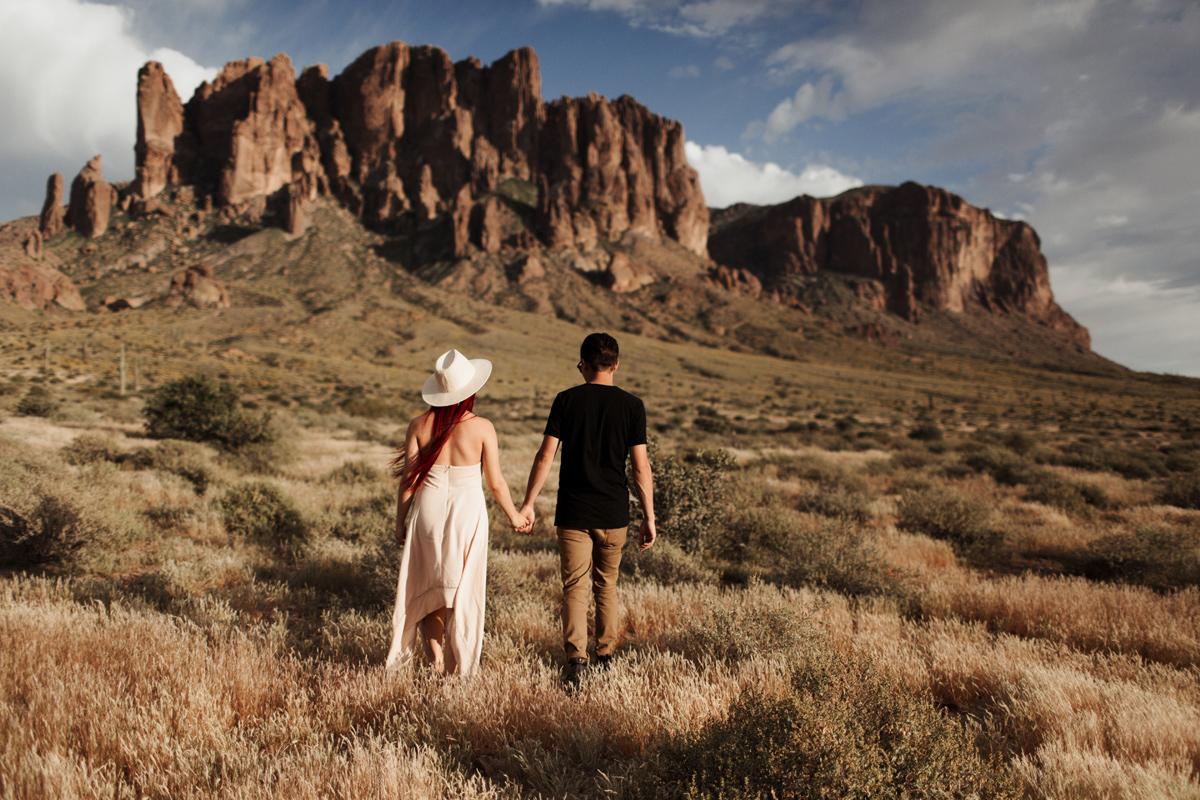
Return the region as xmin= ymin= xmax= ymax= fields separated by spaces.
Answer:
xmin=465 ymin=414 xmax=496 ymax=436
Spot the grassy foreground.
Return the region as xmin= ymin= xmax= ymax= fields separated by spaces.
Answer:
xmin=2 ymin=306 xmax=1199 ymax=798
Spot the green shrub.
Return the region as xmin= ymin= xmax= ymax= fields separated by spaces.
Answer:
xmin=636 ymin=437 xmax=735 ymax=555
xmin=325 ymin=460 xmax=383 ymax=484
xmin=896 ymin=487 xmax=997 ymax=551
xmin=1160 ymin=474 xmax=1200 ymax=510
xmin=633 ymin=644 xmax=1018 ymax=800
xmin=219 ymin=481 xmax=305 ymax=545
xmin=341 ymin=396 xmax=403 ymax=420
xmin=61 ymin=433 xmax=123 ymax=465
xmin=1054 ymin=442 xmax=1169 ymax=479
xmin=1083 ymin=523 xmax=1200 ymax=591
xmin=126 ymin=440 xmax=223 ymax=494
xmin=794 ymin=486 xmax=874 ymax=522
xmin=960 ymin=446 xmax=1047 ymax=486
xmin=143 ymin=374 xmax=275 ymax=450
xmin=622 ymin=537 xmax=718 ymax=586
xmin=1023 ymin=477 xmax=1109 ymax=516
xmin=909 ymin=420 xmax=944 ymax=442
xmin=768 ymin=454 xmax=870 ymax=493
xmin=1 ymin=442 xmax=140 ymax=567
xmin=669 ymin=580 xmax=814 ymax=664
xmin=718 ymin=498 xmax=903 ymax=599
xmin=16 ymin=385 xmax=59 ymax=417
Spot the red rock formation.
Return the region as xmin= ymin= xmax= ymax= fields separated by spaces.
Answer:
xmin=708 ymin=182 xmax=1090 ymax=348
xmin=39 ymin=173 xmax=64 ymax=237
xmin=185 ymin=54 xmax=319 ymax=207
xmin=66 ymin=156 xmax=113 ymax=238
xmin=167 ymin=264 xmax=229 ymax=308
xmin=131 ymin=62 xmax=185 ymax=200
xmin=0 ymin=263 xmax=85 ymax=311
xmin=538 ymin=94 xmax=708 ymax=256
xmin=137 ymin=42 xmax=707 ymax=255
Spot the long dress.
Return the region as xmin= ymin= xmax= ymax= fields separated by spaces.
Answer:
xmin=385 ymin=463 xmax=489 ymax=676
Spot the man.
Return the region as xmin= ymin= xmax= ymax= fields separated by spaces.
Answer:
xmin=520 ymin=332 xmax=656 ymax=689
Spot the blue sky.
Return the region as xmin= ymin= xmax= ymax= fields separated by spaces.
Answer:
xmin=1 ymin=0 xmax=1198 ymax=376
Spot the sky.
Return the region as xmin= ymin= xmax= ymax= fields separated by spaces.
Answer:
xmin=1 ymin=0 xmax=1197 ymax=377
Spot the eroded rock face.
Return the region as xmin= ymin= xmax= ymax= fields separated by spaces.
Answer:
xmin=0 ymin=263 xmax=86 ymax=311
xmin=39 ymin=173 xmax=64 ymax=237
xmin=184 ymin=54 xmax=318 ymax=207
xmin=139 ymin=42 xmax=708 ymax=255
xmin=167 ymin=264 xmax=229 ymax=308
xmin=708 ymin=183 xmax=1090 ymax=348
xmin=66 ymin=156 xmax=114 ymax=239
xmin=538 ymin=94 xmax=708 ymax=257
xmin=132 ymin=62 xmax=185 ymax=200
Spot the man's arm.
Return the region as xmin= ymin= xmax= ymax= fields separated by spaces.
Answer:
xmin=629 ymin=443 xmax=656 ymax=551
xmin=519 ymin=434 xmax=559 ymax=532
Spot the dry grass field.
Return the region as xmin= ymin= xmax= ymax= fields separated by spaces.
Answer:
xmin=3 ymin=225 xmax=1200 ymax=797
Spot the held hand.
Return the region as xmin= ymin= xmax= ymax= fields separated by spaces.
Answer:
xmin=394 ymin=528 xmax=406 ymax=547
xmin=516 ymin=505 xmax=536 ymax=536
xmin=637 ymin=517 xmax=656 ymax=552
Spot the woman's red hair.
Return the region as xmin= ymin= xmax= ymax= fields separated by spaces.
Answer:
xmin=391 ymin=395 xmax=476 ymax=492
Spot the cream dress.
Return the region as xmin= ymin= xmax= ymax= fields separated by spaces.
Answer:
xmin=386 ymin=462 xmax=489 ymax=676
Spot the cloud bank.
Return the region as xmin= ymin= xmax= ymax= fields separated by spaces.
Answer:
xmin=0 ymin=0 xmax=216 ymax=217
xmin=686 ymin=142 xmax=862 ymax=207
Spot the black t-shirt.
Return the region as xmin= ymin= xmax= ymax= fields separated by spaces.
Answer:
xmin=544 ymin=383 xmax=647 ymax=529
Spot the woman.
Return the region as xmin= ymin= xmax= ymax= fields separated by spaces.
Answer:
xmin=385 ymin=349 xmax=528 ymax=677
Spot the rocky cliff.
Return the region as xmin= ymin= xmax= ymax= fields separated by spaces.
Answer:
xmin=118 ymin=42 xmax=708 ymax=257
xmin=708 ymin=182 xmax=1090 ymax=349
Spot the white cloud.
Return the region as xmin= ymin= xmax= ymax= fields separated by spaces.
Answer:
xmin=714 ymin=55 xmax=735 ymax=70
xmin=685 ymin=141 xmax=863 ymax=207
xmin=535 ymin=0 xmax=800 ymax=37
xmin=668 ymin=64 xmax=701 ymax=79
xmin=763 ymin=74 xmax=842 ymax=140
xmin=0 ymin=0 xmax=215 ymax=211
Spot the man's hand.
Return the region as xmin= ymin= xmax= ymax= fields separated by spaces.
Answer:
xmin=637 ymin=517 xmax=656 ymax=551
xmin=516 ymin=505 xmax=536 ymax=535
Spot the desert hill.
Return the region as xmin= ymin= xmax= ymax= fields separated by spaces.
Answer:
xmin=0 ymin=39 xmax=1120 ymax=378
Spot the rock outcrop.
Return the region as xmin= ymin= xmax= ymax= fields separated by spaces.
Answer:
xmin=166 ymin=264 xmax=229 ymax=308
xmin=129 ymin=42 xmax=707 ymax=257
xmin=708 ymin=182 xmax=1090 ymax=348
xmin=538 ymin=94 xmax=708 ymax=256
xmin=131 ymin=62 xmax=185 ymax=201
xmin=39 ymin=173 xmax=64 ymax=237
xmin=65 ymin=156 xmax=113 ymax=239
xmin=0 ymin=263 xmax=86 ymax=311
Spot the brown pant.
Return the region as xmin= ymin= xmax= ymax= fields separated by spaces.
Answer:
xmin=556 ymin=526 xmax=626 ymax=660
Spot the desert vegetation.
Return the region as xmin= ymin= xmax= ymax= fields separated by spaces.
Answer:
xmin=2 ymin=307 xmax=1199 ymax=799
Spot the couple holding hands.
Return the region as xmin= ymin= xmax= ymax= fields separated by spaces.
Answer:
xmin=385 ymin=332 xmax=656 ymax=686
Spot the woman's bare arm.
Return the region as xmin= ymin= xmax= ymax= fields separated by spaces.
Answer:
xmin=480 ymin=419 xmax=525 ymax=529
xmin=394 ymin=415 xmax=424 ymax=544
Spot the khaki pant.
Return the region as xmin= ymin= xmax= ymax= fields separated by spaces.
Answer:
xmin=556 ymin=526 xmax=626 ymax=660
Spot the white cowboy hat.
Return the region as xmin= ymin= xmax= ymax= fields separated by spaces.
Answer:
xmin=421 ymin=349 xmax=492 ymax=407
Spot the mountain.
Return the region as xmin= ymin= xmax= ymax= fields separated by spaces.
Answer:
xmin=0 ymin=40 xmax=1112 ymax=374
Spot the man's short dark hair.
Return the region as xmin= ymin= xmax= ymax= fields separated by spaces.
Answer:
xmin=580 ymin=332 xmax=619 ymax=370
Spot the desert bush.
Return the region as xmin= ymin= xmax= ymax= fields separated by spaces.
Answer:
xmin=143 ymin=374 xmax=275 ymax=450
xmin=126 ymin=440 xmax=223 ymax=494
xmin=622 ymin=537 xmax=718 ymax=586
xmin=341 ymin=396 xmax=403 ymax=420
xmin=669 ymin=580 xmax=815 ymax=664
xmin=61 ymin=433 xmax=123 ymax=466
xmin=909 ymin=420 xmax=944 ymax=442
xmin=1083 ymin=523 xmax=1200 ymax=591
xmin=0 ymin=443 xmax=140 ymax=567
xmin=1160 ymin=473 xmax=1200 ymax=510
xmin=325 ymin=460 xmax=383 ymax=485
xmin=719 ymin=497 xmax=903 ymax=599
xmin=637 ymin=437 xmax=735 ymax=555
xmin=633 ymin=644 xmax=1018 ymax=800
xmin=1054 ymin=441 xmax=1170 ymax=479
xmin=793 ymin=486 xmax=874 ymax=522
xmin=960 ymin=446 xmax=1047 ymax=486
xmin=16 ymin=385 xmax=59 ymax=417
xmin=1023 ymin=476 xmax=1110 ymax=516
xmin=768 ymin=453 xmax=871 ymax=493
xmin=219 ymin=481 xmax=306 ymax=546
xmin=896 ymin=487 xmax=998 ymax=552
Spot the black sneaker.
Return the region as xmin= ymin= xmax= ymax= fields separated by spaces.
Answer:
xmin=563 ymin=657 xmax=588 ymax=692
